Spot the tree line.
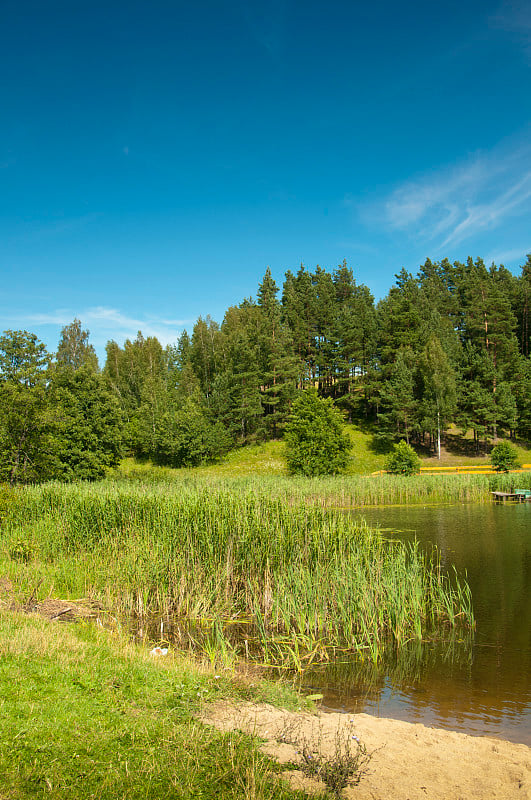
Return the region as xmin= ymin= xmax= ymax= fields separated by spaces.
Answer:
xmin=1 ymin=255 xmax=530 ymax=483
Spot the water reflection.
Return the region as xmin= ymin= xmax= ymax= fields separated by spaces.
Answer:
xmin=130 ymin=503 xmax=530 ymax=744
xmin=302 ymin=503 xmax=530 ymax=745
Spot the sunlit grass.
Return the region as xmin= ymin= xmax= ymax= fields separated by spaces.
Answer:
xmin=0 ymin=610 xmax=311 ymax=800
xmin=115 ymin=426 xmax=531 ymax=481
xmin=1 ymin=480 xmax=476 ymax=668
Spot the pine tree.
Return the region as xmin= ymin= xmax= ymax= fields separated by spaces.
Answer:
xmin=514 ymin=255 xmax=531 ymax=358
xmin=213 ymin=303 xmax=263 ymax=441
xmin=379 ymin=347 xmax=419 ymax=444
xmin=281 ymin=265 xmax=317 ymax=386
xmin=458 ymin=258 xmax=520 ymax=439
xmin=256 ymin=268 xmax=300 ymax=436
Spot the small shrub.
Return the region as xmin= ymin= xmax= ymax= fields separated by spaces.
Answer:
xmin=281 ymin=721 xmax=373 ymax=798
xmin=490 ymin=441 xmax=520 ymax=473
xmin=385 ymin=440 xmax=421 ymax=475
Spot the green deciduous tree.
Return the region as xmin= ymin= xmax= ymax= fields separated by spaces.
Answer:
xmin=151 ymin=398 xmax=231 ymax=467
xmin=0 ymin=330 xmax=49 ymax=386
xmin=190 ymin=316 xmax=222 ymax=400
xmin=0 ymin=381 xmax=54 ymax=485
xmin=0 ymin=330 xmax=120 ymax=484
xmin=284 ymin=389 xmax=352 ymax=476
xmin=49 ymin=367 xmax=123 ymax=480
xmin=56 ymin=319 xmax=99 ymax=372
xmin=0 ymin=331 xmax=53 ymax=484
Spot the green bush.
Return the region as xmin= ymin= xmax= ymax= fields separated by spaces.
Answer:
xmin=490 ymin=441 xmax=520 ymax=473
xmin=385 ymin=440 xmax=421 ymax=475
xmin=284 ymin=389 xmax=352 ymax=476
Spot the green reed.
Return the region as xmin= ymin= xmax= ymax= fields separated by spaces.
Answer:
xmin=112 ymin=466 xmax=530 ymax=507
xmin=1 ymin=479 xmax=476 ymax=665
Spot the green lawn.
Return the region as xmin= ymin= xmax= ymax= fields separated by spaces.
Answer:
xmin=0 ymin=610 xmax=313 ymax=800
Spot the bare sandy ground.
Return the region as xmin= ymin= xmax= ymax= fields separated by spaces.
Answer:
xmin=202 ymin=701 xmax=531 ymax=799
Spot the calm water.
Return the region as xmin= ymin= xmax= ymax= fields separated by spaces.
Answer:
xmin=303 ymin=503 xmax=531 ymax=745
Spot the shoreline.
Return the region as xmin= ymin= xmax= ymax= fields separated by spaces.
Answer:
xmin=202 ymin=701 xmax=531 ymax=799
xmin=2 ymin=601 xmax=529 ymax=798
xmin=318 ymin=701 xmax=531 ymax=749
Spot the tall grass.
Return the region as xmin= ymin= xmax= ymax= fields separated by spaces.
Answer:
xmin=1 ymin=479 xmax=474 ymax=666
xmin=113 ymin=464 xmax=531 ymax=507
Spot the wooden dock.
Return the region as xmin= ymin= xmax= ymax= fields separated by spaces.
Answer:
xmin=491 ymin=491 xmax=531 ymax=503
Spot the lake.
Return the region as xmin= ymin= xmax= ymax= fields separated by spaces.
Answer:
xmin=302 ymin=502 xmax=531 ymax=745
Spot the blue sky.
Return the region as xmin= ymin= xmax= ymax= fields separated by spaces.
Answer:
xmin=1 ymin=0 xmax=530 ymax=363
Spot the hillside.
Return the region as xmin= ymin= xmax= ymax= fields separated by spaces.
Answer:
xmin=117 ymin=426 xmax=531 ymax=480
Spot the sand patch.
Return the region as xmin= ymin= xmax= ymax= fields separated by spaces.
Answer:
xmin=202 ymin=701 xmax=531 ymax=799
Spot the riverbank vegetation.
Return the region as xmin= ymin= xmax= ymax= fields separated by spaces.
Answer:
xmin=0 ymin=609 xmax=313 ymax=800
xmin=1 ymin=255 xmax=530 ymax=484
xmin=112 ymin=462 xmax=530 ymax=505
xmin=1 ymin=480 xmax=475 ymax=670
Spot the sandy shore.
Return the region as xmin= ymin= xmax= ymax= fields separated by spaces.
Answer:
xmin=202 ymin=701 xmax=531 ymax=799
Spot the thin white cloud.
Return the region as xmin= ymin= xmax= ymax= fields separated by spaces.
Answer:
xmin=439 ymin=171 xmax=531 ymax=248
xmin=10 ymin=307 xmax=193 ymax=350
xmin=484 ymin=246 xmax=531 ymax=265
xmin=368 ymin=135 xmax=531 ymax=249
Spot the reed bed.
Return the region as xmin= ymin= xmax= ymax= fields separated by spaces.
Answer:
xmin=1 ymin=479 xmax=475 ymax=666
xmin=112 ymin=467 xmax=531 ymax=507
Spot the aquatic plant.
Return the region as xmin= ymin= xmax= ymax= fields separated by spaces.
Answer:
xmin=1 ymin=479 xmax=475 ymax=666
xmin=110 ymin=466 xmax=531 ymax=506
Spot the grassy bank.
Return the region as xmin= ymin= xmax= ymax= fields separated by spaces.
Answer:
xmin=0 ymin=472 xmax=497 ymax=798
xmin=1 ymin=481 xmax=474 ymax=667
xmin=0 ymin=609 xmax=313 ymax=800
xmin=118 ymin=426 xmax=531 ymax=479
xmin=114 ymin=463 xmax=531 ymax=507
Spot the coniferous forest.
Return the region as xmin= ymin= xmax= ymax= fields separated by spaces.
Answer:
xmin=1 ymin=255 xmax=530 ymax=484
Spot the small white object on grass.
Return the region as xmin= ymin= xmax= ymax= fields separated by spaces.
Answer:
xmin=150 ymin=646 xmax=169 ymax=657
